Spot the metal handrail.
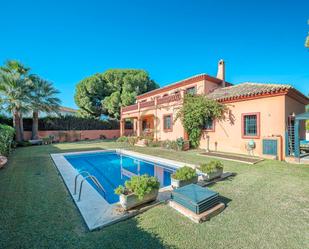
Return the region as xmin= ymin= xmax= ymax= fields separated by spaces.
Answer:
xmin=78 ymin=175 xmax=106 ymax=201
xmin=74 ymin=171 xmax=91 ymax=195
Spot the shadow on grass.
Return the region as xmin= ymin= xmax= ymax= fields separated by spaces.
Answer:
xmin=219 ymin=195 xmax=232 ymax=207
xmin=0 ymin=143 xmax=176 ymax=249
xmin=90 ymin=216 xmax=176 ymax=249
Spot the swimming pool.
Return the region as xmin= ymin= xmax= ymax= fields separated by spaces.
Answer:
xmin=65 ymin=151 xmax=175 ymax=204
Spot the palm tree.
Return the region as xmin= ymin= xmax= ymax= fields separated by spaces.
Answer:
xmin=29 ymin=75 xmax=61 ymax=139
xmin=0 ymin=61 xmax=31 ymax=142
xmin=0 ymin=72 xmax=30 ymax=142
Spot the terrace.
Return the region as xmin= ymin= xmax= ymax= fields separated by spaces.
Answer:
xmin=121 ymin=92 xmax=182 ymax=114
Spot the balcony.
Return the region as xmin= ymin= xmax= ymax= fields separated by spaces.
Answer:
xmin=122 ymin=92 xmax=182 ymax=114
xmin=140 ymin=100 xmax=155 ymax=108
xmin=157 ymin=92 xmax=181 ymax=105
xmin=122 ymin=103 xmax=138 ymax=112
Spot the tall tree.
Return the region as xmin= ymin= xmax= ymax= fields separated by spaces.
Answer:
xmin=0 ymin=60 xmax=31 ymax=142
xmin=75 ymin=69 xmax=158 ymax=119
xmin=29 ymin=75 xmax=61 ymax=139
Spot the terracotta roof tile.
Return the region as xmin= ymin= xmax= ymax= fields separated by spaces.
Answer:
xmin=207 ymin=82 xmax=292 ymax=101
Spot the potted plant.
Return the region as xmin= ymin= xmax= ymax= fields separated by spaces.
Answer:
xmin=199 ymin=160 xmax=223 ymax=181
xmin=171 ymin=166 xmax=198 ymax=188
xmin=115 ymin=175 xmax=160 ymax=210
xmin=176 ymin=137 xmax=185 ymax=151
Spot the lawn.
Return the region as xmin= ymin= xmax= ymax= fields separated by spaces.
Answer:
xmin=0 ymin=140 xmax=308 ymax=249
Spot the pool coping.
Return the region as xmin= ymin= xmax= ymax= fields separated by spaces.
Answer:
xmin=50 ymin=149 xmax=196 ymax=231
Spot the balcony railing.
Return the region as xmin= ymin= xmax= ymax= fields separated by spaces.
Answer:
xmin=122 ymin=93 xmax=182 ymax=114
xmin=122 ymin=103 xmax=138 ymax=113
xmin=157 ymin=92 xmax=181 ymax=105
xmin=140 ymin=100 xmax=155 ymax=108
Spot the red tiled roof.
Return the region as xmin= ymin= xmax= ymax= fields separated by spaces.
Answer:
xmin=207 ymin=82 xmax=309 ymax=104
xmin=136 ymin=74 xmax=232 ymax=100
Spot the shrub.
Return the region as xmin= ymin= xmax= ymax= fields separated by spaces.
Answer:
xmin=0 ymin=115 xmax=120 ymax=131
xmin=127 ymin=136 xmax=138 ymax=145
xmin=17 ymin=141 xmax=32 ymax=147
xmin=160 ymin=140 xmax=173 ymax=149
xmin=176 ymin=95 xmax=226 ymax=148
xmin=0 ymin=124 xmax=15 ymax=156
xmin=171 ymin=166 xmax=197 ymax=181
xmin=42 ymin=136 xmax=53 ymax=145
xmin=147 ymin=140 xmax=161 ymax=147
xmin=199 ymin=160 xmax=223 ymax=174
xmin=115 ymin=175 xmax=160 ymax=200
xmin=160 ymin=138 xmax=188 ymax=151
xmin=117 ymin=136 xmax=129 ymax=142
xmin=176 ymin=137 xmax=185 ymax=150
xmin=100 ymin=134 xmax=106 ymax=139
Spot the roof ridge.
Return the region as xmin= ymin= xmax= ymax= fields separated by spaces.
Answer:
xmin=240 ymin=82 xmax=292 ymax=87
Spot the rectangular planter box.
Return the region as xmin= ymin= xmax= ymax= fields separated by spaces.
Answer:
xmin=119 ymin=189 xmax=159 ymax=210
xmin=171 ymin=175 xmax=198 ymax=189
xmin=201 ymin=168 xmax=223 ymax=181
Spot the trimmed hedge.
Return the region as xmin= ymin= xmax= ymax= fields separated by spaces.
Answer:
xmin=0 ymin=116 xmax=123 ymax=131
xmin=0 ymin=124 xmax=15 ymax=156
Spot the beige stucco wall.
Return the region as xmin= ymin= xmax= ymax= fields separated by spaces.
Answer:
xmin=200 ymin=95 xmax=287 ymax=157
xmin=155 ymin=105 xmax=184 ymax=141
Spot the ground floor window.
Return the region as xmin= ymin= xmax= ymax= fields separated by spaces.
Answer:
xmin=203 ymin=117 xmax=214 ymax=131
xmin=242 ymin=112 xmax=260 ymax=138
xmin=163 ymin=114 xmax=172 ymax=131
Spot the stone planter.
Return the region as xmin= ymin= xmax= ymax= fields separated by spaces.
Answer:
xmin=119 ymin=189 xmax=159 ymax=210
xmin=201 ymin=168 xmax=223 ymax=181
xmin=171 ymin=175 xmax=198 ymax=189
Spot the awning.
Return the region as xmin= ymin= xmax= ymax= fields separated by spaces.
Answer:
xmin=295 ymin=112 xmax=309 ymax=120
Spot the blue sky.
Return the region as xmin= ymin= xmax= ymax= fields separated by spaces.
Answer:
xmin=0 ymin=0 xmax=308 ymax=108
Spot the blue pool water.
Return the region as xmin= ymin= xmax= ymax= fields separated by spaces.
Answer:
xmin=65 ymin=152 xmax=175 ymax=204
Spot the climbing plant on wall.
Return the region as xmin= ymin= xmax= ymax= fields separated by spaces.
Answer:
xmin=176 ymin=94 xmax=226 ymax=148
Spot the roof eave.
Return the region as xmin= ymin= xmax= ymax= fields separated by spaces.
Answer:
xmin=136 ymin=74 xmax=231 ymax=100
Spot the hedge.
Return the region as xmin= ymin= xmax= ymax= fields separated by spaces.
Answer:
xmin=0 ymin=116 xmax=123 ymax=131
xmin=0 ymin=124 xmax=15 ymax=156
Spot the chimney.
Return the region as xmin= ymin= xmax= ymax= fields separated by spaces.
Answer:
xmin=216 ymin=59 xmax=225 ymax=87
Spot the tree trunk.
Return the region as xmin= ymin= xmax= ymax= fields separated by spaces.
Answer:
xmin=13 ymin=110 xmax=22 ymax=142
xmin=19 ymin=112 xmax=24 ymax=141
xmin=32 ymin=111 xmax=39 ymax=140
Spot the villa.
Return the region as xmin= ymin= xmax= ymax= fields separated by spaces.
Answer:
xmin=120 ymin=60 xmax=309 ymax=160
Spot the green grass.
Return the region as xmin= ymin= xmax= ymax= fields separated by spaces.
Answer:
xmin=0 ymin=140 xmax=308 ymax=249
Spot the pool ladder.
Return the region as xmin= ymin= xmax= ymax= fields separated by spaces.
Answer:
xmin=74 ymin=171 xmax=106 ymax=201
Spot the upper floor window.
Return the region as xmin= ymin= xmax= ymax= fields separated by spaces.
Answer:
xmin=242 ymin=113 xmax=260 ymax=138
xmin=185 ymin=86 xmax=196 ymax=95
xmin=162 ymin=93 xmax=169 ymax=97
xmin=203 ymin=117 xmax=214 ymax=131
xmin=163 ymin=114 xmax=172 ymax=131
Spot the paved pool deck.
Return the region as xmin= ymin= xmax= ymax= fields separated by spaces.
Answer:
xmin=50 ymin=149 xmax=195 ymax=230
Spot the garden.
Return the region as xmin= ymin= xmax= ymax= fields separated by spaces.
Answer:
xmin=0 ymin=140 xmax=308 ymax=249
